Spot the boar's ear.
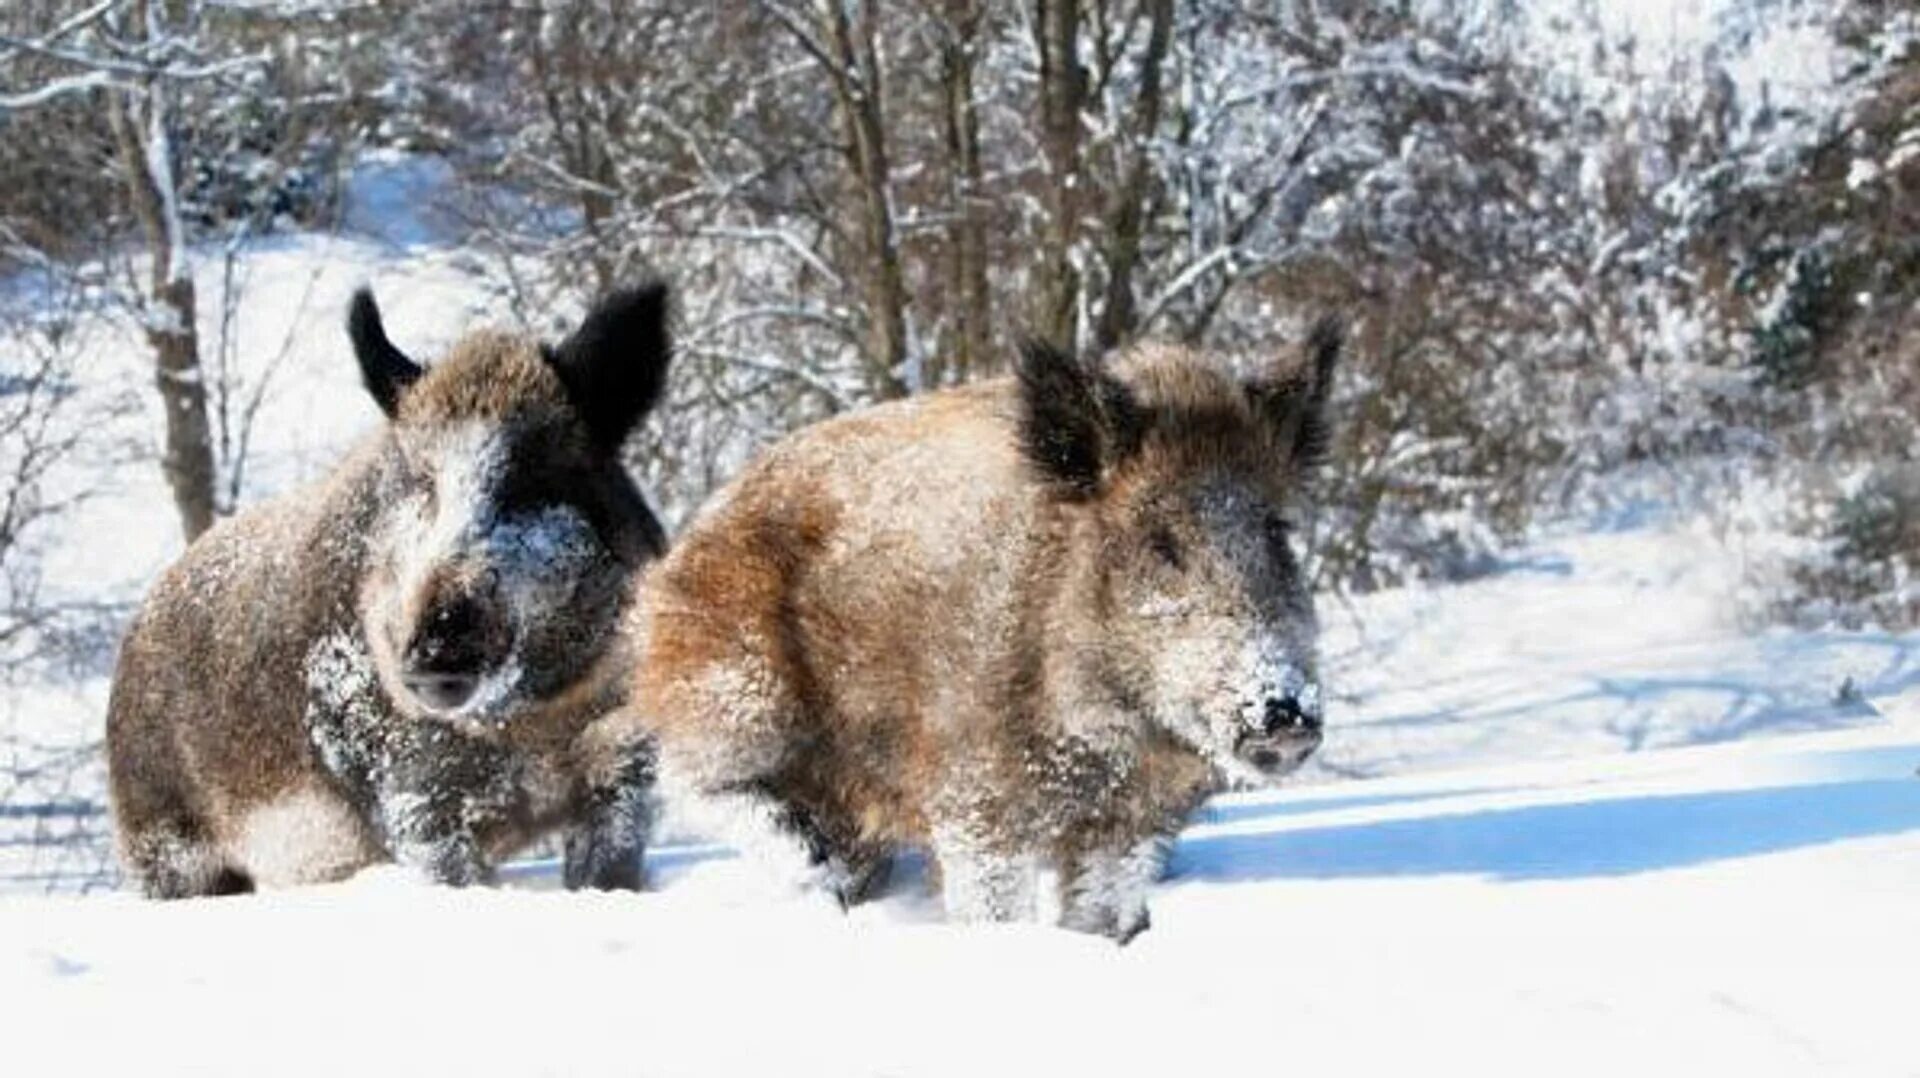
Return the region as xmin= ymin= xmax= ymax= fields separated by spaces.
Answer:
xmin=348 ymin=288 xmax=423 ymax=419
xmin=1248 ymin=315 xmax=1343 ymax=469
xmin=549 ymin=281 xmax=673 ymax=455
xmin=1015 ymin=339 xmax=1143 ymax=499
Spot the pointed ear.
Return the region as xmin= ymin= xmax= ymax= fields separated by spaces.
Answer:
xmin=1248 ymin=314 xmax=1343 ymax=469
xmin=549 ymin=281 xmax=672 ymax=454
xmin=348 ymin=288 xmax=423 ymax=419
xmin=1015 ymin=340 xmax=1142 ymax=499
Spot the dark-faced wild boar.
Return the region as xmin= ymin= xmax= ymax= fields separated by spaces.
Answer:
xmin=606 ymin=323 xmax=1340 ymax=941
xmin=108 ymin=284 xmax=673 ymax=897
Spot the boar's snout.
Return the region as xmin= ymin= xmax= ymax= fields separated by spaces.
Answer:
xmin=1233 ymin=678 xmax=1323 ymax=776
xmin=400 ymin=586 xmax=510 ymax=714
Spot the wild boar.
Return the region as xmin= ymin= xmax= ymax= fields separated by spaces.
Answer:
xmin=108 ymin=283 xmax=672 ymax=897
xmin=608 ymin=322 xmax=1340 ymax=941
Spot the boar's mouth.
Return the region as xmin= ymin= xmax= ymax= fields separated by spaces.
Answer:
xmin=396 ymin=600 xmax=520 ymax=721
xmin=395 ymin=626 xmax=526 ymax=718
xmin=1231 ymin=726 xmax=1322 ymax=775
xmin=400 ymin=655 xmax=525 ymax=723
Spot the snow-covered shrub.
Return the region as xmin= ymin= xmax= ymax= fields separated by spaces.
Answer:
xmin=1746 ymin=243 xmax=1843 ymax=390
xmin=0 ymin=273 xmax=107 ymax=677
xmin=0 ymin=267 xmax=131 ymax=892
xmin=1835 ymin=465 xmax=1920 ymax=563
xmin=177 ymin=92 xmax=341 ymax=234
xmin=0 ymin=3 xmax=127 ymax=268
xmin=1732 ymin=463 xmax=1920 ymax=631
xmin=1795 ymin=465 xmax=1920 ymax=629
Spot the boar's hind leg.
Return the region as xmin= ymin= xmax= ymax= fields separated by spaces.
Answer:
xmin=111 ymin=695 xmax=252 ymax=898
xmin=119 ymin=815 xmax=252 ymax=899
xmin=563 ymin=738 xmax=656 ymax=892
xmin=1055 ymin=835 xmax=1171 ymax=944
xmin=113 ymin=753 xmax=251 ymax=899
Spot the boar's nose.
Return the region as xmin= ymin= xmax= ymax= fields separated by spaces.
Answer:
xmin=401 ymin=595 xmax=492 ymax=712
xmin=1261 ymin=693 xmax=1322 ymax=739
xmin=404 ymin=669 xmax=478 ymax=712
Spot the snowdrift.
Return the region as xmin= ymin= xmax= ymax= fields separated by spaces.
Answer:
xmin=5 ymin=720 xmax=1915 ymax=1077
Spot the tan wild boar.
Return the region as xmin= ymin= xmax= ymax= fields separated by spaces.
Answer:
xmin=602 ymin=323 xmax=1340 ymax=941
xmin=108 ymin=284 xmax=672 ymax=897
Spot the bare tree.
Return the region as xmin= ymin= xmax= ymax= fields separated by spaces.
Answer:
xmin=0 ymin=262 xmax=90 ymax=669
xmin=0 ymin=0 xmax=262 ymax=542
xmin=928 ymin=0 xmax=993 ymax=383
xmin=0 ymin=251 xmax=127 ymax=894
xmin=1087 ymin=0 xmax=1172 ymax=350
xmin=1028 ymin=0 xmax=1085 ymax=349
xmin=422 ymin=0 xmax=1718 ymax=590
xmin=762 ymin=0 xmax=913 ymax=397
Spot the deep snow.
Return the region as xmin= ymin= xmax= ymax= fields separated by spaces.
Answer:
xmin=3 ymin=718 xmax=1915 ymax=1076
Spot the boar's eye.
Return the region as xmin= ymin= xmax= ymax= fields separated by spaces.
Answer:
xmin=1147 ymin=524 xmax=1184 ymax=569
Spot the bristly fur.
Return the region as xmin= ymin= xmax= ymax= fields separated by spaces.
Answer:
xmin=108 ymin=285 xmax=674 ymax=898
xmin=603 ymin=323 xmax=1341 ymax=943
xmin=1241 ymin=316 xmax=1344 ymax=471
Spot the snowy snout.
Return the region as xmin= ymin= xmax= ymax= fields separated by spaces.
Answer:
xmin=398 ymin=573 xmax=513 ymax=717
xmin=1232 ymin=680 xmax=1323 ymax=776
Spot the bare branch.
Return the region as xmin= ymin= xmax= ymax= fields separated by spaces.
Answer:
xmin=0 ymin=69 xmax=122 ymax=109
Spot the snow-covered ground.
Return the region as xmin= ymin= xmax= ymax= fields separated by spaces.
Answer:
xmin=3 ymin=718 xmax=1915 ymax=1076
xmin=1313 ymin=518 xmax=1916 ymax=779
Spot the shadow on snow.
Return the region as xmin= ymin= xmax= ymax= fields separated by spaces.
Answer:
xmin=1170 ymin=774 xmax=1920 ymax=884
xmin=1345 ymin=633 xmax=1920 ymax=752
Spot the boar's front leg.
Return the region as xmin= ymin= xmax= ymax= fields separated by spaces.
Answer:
xmin=563 ymin=736 xmax=656 ymax=892
xmin=653 ymin=752 xmax=862 ymax=902
xmin=377 ymin=790 xmax=489 ymax=885
xmin=374 ymin=737 xmax=516 ymax=887
xmin=931 ymin=821 xmax=1035 ymax=925
xmin=1055 ymin=834 xmax=1173 ymax=944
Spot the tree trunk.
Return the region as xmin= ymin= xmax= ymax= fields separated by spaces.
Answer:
xmin=107 ymin=33 xmax=218 ymax=543
xmin=148 ymin=275 xmax=216 ymax=540
xmin=937 ymin=0 xmax=992 ymax=382
xmin=1030 ymin=0 xmax=1084 ymax=351
xmin=532 ymin=12 xmax=619 ymax=295
xmin=823 ymin=1 xmax=910 ymax=399
xmin=1092 ymin=0 xmax=1172 ymax=351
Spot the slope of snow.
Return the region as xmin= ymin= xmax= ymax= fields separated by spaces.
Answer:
xmin=1314 ymin=517 xmax=1912 ymax=778
xmin=3 ymin=720 xmax=1915 ymax=1077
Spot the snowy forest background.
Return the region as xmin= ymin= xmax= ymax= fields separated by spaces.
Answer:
xmin=2 ymin=0 xmax=1917 ymax=891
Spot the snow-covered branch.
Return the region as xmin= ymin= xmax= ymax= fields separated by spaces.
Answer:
xmin=0 ymin=68 xmax=121 ymax=109
xmin=0 ymin=31 xmax=265 ymax=86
